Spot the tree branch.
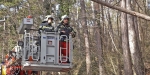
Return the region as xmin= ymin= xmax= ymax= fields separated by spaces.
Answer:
xmin=91 ymin=0 xmax=150 ymax=20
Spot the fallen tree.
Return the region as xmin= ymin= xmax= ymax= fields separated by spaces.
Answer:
xmin=91 ymin=0 xmax=150 ymax=20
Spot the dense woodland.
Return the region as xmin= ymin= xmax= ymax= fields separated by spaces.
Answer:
xmin=0 ymin=0 xmax=150 ymax=75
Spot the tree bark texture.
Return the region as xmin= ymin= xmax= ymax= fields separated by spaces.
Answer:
xmin=121 ymin=0 xmax=133 ymax=75
xmin=93 ymin=2 xmax=103 ymax=75
xmin=80 ymin=0 xmax=91 ymax=75
xmin=127 ymin=0 xmax=145 ymax=75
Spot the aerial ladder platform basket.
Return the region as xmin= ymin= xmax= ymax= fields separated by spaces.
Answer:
xmin=17 ymin=17 xmax=73 ymax=72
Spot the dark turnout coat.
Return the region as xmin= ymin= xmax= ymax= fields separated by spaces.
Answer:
xmin=56 ymin=23 xmax=76 ymax=38
xmin=39 ymin=21 xmax=54 ymax=32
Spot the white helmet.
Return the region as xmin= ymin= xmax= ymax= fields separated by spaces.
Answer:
xmin=43 ymin=15 xmax=54 ymax=21
xmin=61 ymin=15 xmax=70 ymax=22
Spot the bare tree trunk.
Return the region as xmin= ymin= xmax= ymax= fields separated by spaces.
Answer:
xmin=26 ymin=0 xmax=31 ymax=15
xmin=101 ymin=1 xmax=105 ymax=53
xmin=43 ymin=0 xmax=49 ymax=15
xmin=93 ymin=2 xmax=103 ymax=75
xmin=80 ymin=0 xmax=91 ymax=75
xmin=126 ymin=0 xmax=145 ymax=75
xmin=107 ymin=8 xmax=114 ymax=52
xmin=134 ymin=16 xmax=145 ymax=75
xmin=100 ymin=1 xmax=107 ymax=75
xmin=117 ymin=11 xmax=122 ymax=75
xmin=95 ymin=28 xmax=103 ymax=75
xmin=121 ymin=0 xmax=133 ymax=75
